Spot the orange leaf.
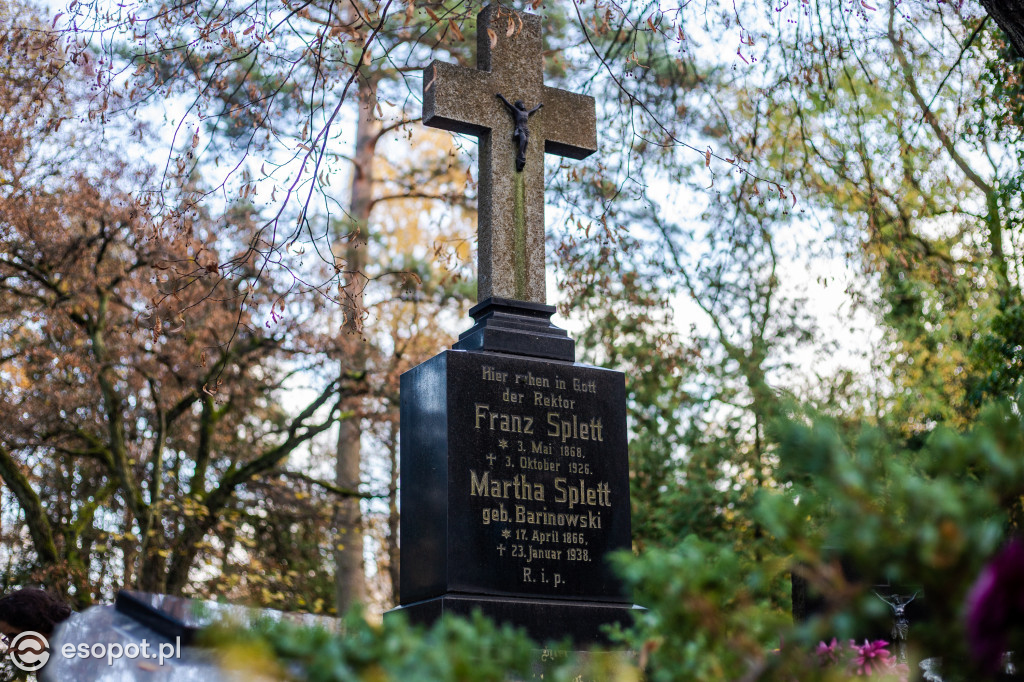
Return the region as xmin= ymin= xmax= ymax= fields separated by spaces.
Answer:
xmin=487 ymin=28 xmax=497 ymax=48
xmin=425 ymin=6 xmax=439 ymax=22
xmin=449 ymin=19 xmax=463 ymax=41
xmin=704 ymin=148 xmax=711 ymax=167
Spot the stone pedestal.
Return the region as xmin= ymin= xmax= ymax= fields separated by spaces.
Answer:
xmin=396 ymin=595 xmax=640 ymax=645
xmin=453 ymin=297 xmax=575 ymax=361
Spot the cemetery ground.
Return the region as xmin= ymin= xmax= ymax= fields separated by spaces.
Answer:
xmin=2 ymin=0 xmax=1024 ymax=680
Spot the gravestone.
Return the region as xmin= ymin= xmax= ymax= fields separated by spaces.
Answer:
xmin=386 ymin=3 xmax=638 ymax=644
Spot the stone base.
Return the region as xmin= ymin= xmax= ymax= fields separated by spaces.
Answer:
xmin=386 ymin=594 xmax=640 ymax=645
xmin=453 ymin=297 xmax=575 ymax=361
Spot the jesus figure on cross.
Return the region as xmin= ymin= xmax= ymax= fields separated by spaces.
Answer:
xmin=495 ymin=94 xmax=543 ymax=171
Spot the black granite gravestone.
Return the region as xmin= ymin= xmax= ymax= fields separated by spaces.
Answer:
xmin=391 ymin=301 xmax=638 ymax=644
xmin=385 ymin=3 xmax=638 ymax=644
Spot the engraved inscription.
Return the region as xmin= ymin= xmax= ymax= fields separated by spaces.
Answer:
xmin=545 ymin=413 xmax=604 ymax=442
xmin=454 ymin=354 xmax=627 ymax=600
xmin=474 ymin=403 xmax=535 ymax=435
xmin=470 ymin=471 xmax=546 ymax=501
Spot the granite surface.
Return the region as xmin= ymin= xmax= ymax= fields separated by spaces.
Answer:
xmin=423 ymin=3 xmax=597 ymax=304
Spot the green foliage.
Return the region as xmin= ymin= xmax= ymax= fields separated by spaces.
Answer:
xmin=197 ymin=397 xmax=1024 ymax=681
xmin=759 ymin=399 xmax=1024 ymax=676
xmin=970 ymin=303 xmax=1024 ymax=413
xmin=201 ymin=605 xmax=638 ymax=682
xmin=609 ymin=536 xmax=790 ymax=681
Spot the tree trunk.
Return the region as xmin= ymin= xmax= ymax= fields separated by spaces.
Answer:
xmin=386 ymin=422 xmax=400 ymax=605
xmin=333 ymin=74 xmax=380 ymax=615
xmin=0 ymin=444 xmax=59 ymax=567
xmin=979 ymin=0 xmax=1024 ymax=60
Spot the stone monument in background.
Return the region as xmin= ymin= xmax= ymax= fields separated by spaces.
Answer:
xmin=386 ymin=3 xmax=638 ymax=643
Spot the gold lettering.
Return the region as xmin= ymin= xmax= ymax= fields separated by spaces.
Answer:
xmin=474 ymin=404 xmax=536 ymax=435
xmin=527 ymin=546 xmax=563 ymax=562
xmin=519 ymin=455 xmax=559 ymax=472
xmin=470 ymin=470 xmax=489 ymax=496
xmin=545 ymin=413 xmax=604 ymax=443
xmin=531 ymin=440 xmax=552 ymax=455
xmin=472 ymin=474 xmax=546 ymax=501
xmin=572 ymin=377 xmax=597 ymax=393
xmin=547 ymin=412 xmax=560 ymax=438
xmin=551 ymin=478 xmax=613 ymax=509
xmin=482 ymin=366 xmax=507 ymax=382
xmin=515 ymin=372 xmax=550 ymax=388
xmin=533 ymin=391 xmax=576 ymax=409
xmin=480 ymin=505 xmax=510 ymax=524
xmin=554 ymin=478 xmax=567 ymax=504
xmin=512 ymin=505 xmax=602 ymax=530
xmin=502 ymin=387 xmax=524 ymax=403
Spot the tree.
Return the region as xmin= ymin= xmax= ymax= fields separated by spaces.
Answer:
xmin=0 ymin=6 xmax=353 ymax=602
xmin=749 ymin=0 xmax=1023 ymax=433
xmin=58 ymin=0 xmax=505 ymax=610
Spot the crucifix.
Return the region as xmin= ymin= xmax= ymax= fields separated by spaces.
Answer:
xmin=874 ymin=590 xmax=918 ymax=663
xmin=423 ymin=3 xmax=597 ymax=305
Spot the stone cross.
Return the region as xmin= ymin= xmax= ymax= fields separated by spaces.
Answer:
xmin=423 ymin=3 xmax=597 ymax=305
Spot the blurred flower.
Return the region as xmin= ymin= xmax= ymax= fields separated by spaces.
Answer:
xmin=816 ymin=638 xmax=840 ymax=666
xmin=848 ymin=639 xmax=892 ymax=676
xmin=966 ymin=538 xmax=1024 ymax=672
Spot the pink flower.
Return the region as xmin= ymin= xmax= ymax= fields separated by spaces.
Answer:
xmin=848 ymin=639 xmax=893 ymax=676
xmin=816 ymin=638 xmax=840 ymax=666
